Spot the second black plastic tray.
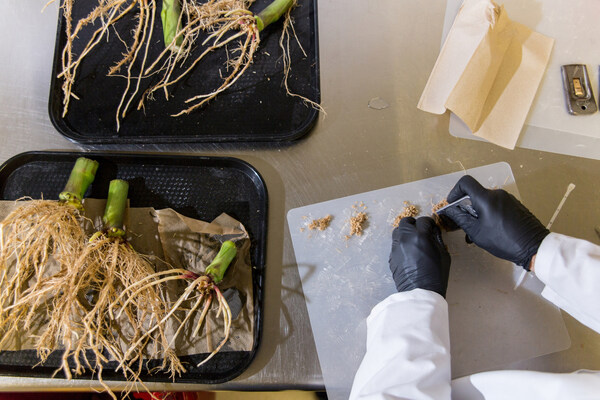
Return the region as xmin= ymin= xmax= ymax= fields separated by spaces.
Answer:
xmin=48 ymin=0 xmax=320 ymax=144
xmin=0 ymin=151 xmax=268 ymax=384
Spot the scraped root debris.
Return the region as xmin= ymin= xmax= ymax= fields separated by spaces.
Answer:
xmin=431 ymin=199 xmax=449 ymax=213
xmin=308 ymin=215 xmax=332 ymax=231
xmin=431 ymin=199 xmax=449 ymax=227
xmin=345 ymin=202 xmax=368 ymax=239
xmin=393 ymin=202 xmax=420 ymax=227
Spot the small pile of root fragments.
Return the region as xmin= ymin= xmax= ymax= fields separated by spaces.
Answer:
xmin=53 ymin=0 xmax=320 ymax=130
xmin=393 ymin=201 xmax=420 ymax=227
xmin=308 ymin=214 xmax=332 ymax=231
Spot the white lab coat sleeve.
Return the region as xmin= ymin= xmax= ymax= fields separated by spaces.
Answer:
xmin=349 ymin=288 xmax=451 ymax=400
xmin=534 ymin=233 xmax=600 ymax=334
xmin=450 ymin=232 xmax=600 ymax=400
xmin=451 ymin=369 xmax=600 ymax=400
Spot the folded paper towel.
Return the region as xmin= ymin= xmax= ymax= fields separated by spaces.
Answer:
xmin=418 ymin=0 xmax=554 ymax=149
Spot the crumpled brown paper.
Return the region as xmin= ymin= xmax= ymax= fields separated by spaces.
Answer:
xmin=153 ymin=209 xmax=254 ymax=355
xmin=0 ymin=199 xmax=254 ymax=356
xmin=418 ymin=0 xmax=554 ymax=149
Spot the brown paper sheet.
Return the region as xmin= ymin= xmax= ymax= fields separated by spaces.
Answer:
xmin=444 ymin=6 xmax=513 ymax=131
xmin=418 ymin=0 xmax=554 ymax=149
xmin=417 ymin=0 xmax=497 ymax=114
xmin=154 ymin=209 xmax=254 ymax=355
xmin=0 ymin=200 xmax=254 ymax=357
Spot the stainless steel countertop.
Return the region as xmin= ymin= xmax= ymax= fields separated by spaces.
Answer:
xmin=0 ymin=0 xmax=599 ymax=393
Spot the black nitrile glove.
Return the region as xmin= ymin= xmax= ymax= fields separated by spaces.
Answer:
xmin=444 ymin=175 xmax=549 ymax=270
xmin=390 ymin=217 xmax=451 ymax=297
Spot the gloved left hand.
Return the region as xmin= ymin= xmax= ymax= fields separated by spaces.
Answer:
xmin=390 ymin=217 xmax=451 ymax=297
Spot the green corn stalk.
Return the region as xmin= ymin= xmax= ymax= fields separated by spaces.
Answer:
xmin=59 ymin=157 xmax=99 ymax=211
xmin=161 ymin=0 xmax=183 ymax=49
xmin=205 ymin=240 xmax=237 ymax=284
xmin=255 ymin=0 xmax=295 ymax=31
xmin=102 ymin=179 xmax=129 ymax=238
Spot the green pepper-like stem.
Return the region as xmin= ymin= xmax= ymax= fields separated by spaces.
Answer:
xmin=59 ymin=157 xmax=99 ymax=211
xmin=161 ymin=0 xmax=182 ymax=49
xmin=205 ymin=241 xmax=237 ymax=284
xmin=102 ymin=179 xmax=129 ymax=238
xmin=254 ymin=0 xmax=294 ymax=32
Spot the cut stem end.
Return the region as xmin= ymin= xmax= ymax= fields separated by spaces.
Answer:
xmin=102 ymin=179 xmax=129 ymax=236
xmin=59 ymin=157 xmax=99 ymax=211
xmin=205 ymin=241 xmax=237 ymax=284
xmin=255 ymin=0 xmax=294 ymax=31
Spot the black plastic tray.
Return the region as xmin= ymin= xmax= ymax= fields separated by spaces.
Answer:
xmin=48 ymin=0 xmax=320 ymax=144
xmin=0 ymin=151 xmax=268 ymax=384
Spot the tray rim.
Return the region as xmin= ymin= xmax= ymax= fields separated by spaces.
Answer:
xmin=47 ymin=0 xmax=321 ymax=144
xmin=0 ymin=150 xmax=268 ymax=384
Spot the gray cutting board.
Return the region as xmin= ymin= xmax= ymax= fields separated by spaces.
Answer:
xmin=288 ymin=162 xmax=570 ymax=400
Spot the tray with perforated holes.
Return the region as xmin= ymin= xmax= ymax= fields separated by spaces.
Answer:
xmin=0 ymin=151 xmax=267 ymax=384
xmin=48 ymin=0 xmax=320 ymax=144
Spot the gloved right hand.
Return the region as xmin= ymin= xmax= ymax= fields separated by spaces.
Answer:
xmin=443 ymin=175 xmax=549 ymax=270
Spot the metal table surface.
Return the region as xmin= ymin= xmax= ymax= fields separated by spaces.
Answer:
xmin=0 ymin=0 xmax=599 ymax=393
